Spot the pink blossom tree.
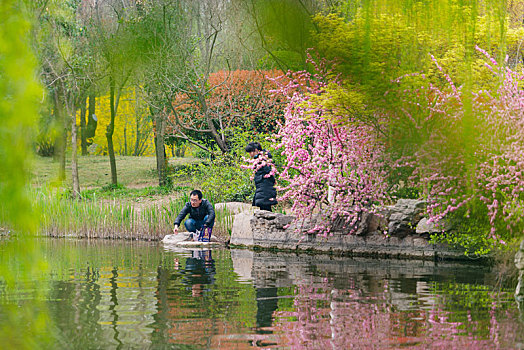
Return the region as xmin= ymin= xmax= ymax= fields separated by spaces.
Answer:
xmin=266 ymin=48 xmax=523 ymax=253
xmin=271 ymin=59 xmax=389 ymax=235
xmin=391 ymin=47 xmax=524 ymax=254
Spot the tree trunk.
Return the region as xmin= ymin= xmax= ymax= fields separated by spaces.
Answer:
xmin=154 ymin=113 xmax=167 ymax=186
xmin=59 ymin=121 xmax=67 ymax=181
xmin=134 ymin=118 xmax=141 ymax=156
xmin=53 ymin=90 xmax=67 ymax=181
xmin=123 ymin=125 xmax=127 ymax=156
xmin=87 ymin=93 xmax=97 ymax=141
xmin=199 ymin=92 xmax=228 ymax=152
xmin=133 ymin=87 xmax=141 ymax=156
xmin=71 ymin=112 xmax=81 ymax=197
xmin=79 ymin=96 xmax=88 ymax=155
xmin=106 ymin=76 xmax=118 ymax=186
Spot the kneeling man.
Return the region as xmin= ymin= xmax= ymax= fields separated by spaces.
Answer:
xmin=173 ymin=190 xmax=215 ymax=242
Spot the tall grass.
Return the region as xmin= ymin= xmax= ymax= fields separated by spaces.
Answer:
xmin=34 ymin=189 xmax=235 ymax=240
xmin=214 ymin=206 xmax=235 ymax=236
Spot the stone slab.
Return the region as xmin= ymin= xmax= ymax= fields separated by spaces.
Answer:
xmin=162 ymin=233 xmax=223 ymax=247
xmin=162 ymin=232 xmax=192 ymax=244
xmin=174 ymin=241 xmax=223 ymax=248
xmin=230 ymin=212 xmax=254 ymax=246
xmin=215 ymin=202 xmax=254 ymax=215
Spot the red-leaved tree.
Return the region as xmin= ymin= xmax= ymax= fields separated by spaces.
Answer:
xmin=166 ymin=69 xmax=287 ymax=153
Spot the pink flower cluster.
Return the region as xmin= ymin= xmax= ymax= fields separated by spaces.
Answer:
xmin=241 ymin=151 xmax=277 ymax=180
xmin=271 ymin=56 xmax=389 ymax=236
xmin=394 ymin=47 xmax=524 ymax=244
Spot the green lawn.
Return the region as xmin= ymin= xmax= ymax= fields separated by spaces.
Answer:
xmin=32 ymin=155 xmax=200 ymax=189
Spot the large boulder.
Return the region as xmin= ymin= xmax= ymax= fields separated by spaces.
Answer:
xmin=215 ymin=202 xmax=253 ymax=215
xmin=230 ymin=210 xmax=295 ymax=247
xmin=251 ymin=210 xmax=298 ymax=248
xmin=387 ymin=199 xmax=426 ymax=237
xmin=354 ymin=210 xmax=388 ymax=236
xmin=516 ymin=239 xmax=524 ymax=270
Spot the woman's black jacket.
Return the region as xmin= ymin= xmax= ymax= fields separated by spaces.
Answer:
xmin=252 ymin=153 xmax=278 ymax=207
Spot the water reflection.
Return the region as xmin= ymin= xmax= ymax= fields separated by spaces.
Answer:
xmin=255 ymin=287 xmax=278 ymax=331
xmin=246 ymin=252 xmax=523 ymax=349
xmin=153 ymin=248 xmax=224 ymax=348
xmin=180 ymin=249 xmax=216 ymax=297
xmin=0 ymin=239 xmax=522 ymax=349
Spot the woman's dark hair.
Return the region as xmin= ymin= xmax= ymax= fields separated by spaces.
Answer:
xmin=190 ymin=189 xmax=203 ymax=199
xmin=245 ymin=142 xmax=262 ymax=153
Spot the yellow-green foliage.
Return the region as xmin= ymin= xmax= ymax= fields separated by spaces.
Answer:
xmin=0 ymin=3 xmax=40 ymax=233
xmin=0 ymin=0 xmax=52 ymax=348
xmin=301 ymin=82 xmax=367 ymax=124
xmin=305 ymin=0 xmax=523 ymax=149
xmin=313 ymin=1 xmax=522 ymax=99
xmin=82 ymin=87 xmax=155 ymax=156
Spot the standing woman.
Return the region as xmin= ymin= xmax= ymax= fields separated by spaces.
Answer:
xmin=245 ymin=142 xmax=278 ymax=212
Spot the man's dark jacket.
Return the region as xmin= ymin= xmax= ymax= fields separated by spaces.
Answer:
xmin=174 ymin=199 xmax=215 ymax=227
xmin=252 ymin=152 xmax=278 ymax=207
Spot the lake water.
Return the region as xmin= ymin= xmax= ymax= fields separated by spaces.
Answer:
xmin=1 ymin=239 xmax=523 ymax=349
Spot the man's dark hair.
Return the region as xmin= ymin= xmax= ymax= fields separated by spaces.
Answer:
xmin=245 ymin=142 xmax=262 ymax=153
xmin=190 ymin=189 xmax=203 ymax=199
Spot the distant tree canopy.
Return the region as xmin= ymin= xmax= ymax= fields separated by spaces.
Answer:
xmin=87 ymin=87 xmax=154 ymax=156
xmin=312 ymin=0 xmax=523 ymax=106
xmin=306 ymin=0 xmax=523 ymax=156
xmin=166 ymin=69 xmax=287 ymax=153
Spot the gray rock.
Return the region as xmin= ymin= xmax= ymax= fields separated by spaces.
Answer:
xmin=215 ymin=202 xmax=254 ymax=215
xmin=354 ymin=211 xmax=388 ymax=236
xmin=162 ymin=232 xmax=192 ymax=244
xmin=514 ymin=239 xmax=524 ymax=302
xmin=416 ymin=217 xmax=451 ymax=234
xmin=368 ymin=211 xmax=388 ymax=232
xmin=387 ymin=199 xmax=426 ymax=237
xmin=516 ymin=250 xmax=524 ymax=271
xmin=400 ymin=236 xmax=414 ymax=247
xmin=162 ymin=232 xmax=221 ymax=246
xmin=254 ymin=210 xmax=278 ymax=220
xmin=274 ymin=214 xmax=294 ymax=229
xmin=364 ymin=231 xmax=388 ymax=246
xmin=230 ymin=212 xmax=254 ymax=246
xmin=175 ymin=239 xmax=222 ymax=247
xmin=516 ymin=271 xmax=524 ymax=302
xmin=236 ymin=198 xmax=467 ymax=260
xmin=413 ymin=237 xmax=430 ymax=248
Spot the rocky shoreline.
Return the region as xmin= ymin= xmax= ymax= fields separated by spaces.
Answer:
xmin=229 ymin=199 xmax=469 ymax=261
